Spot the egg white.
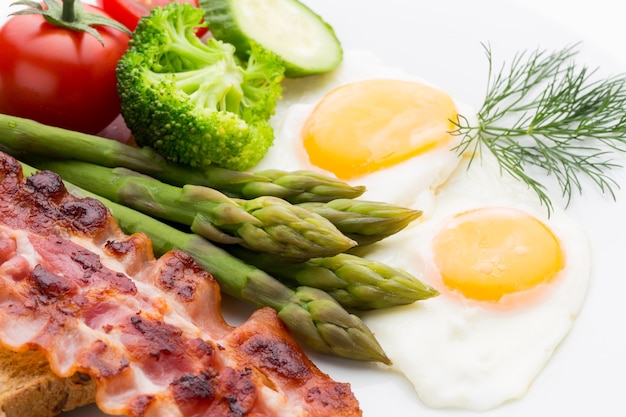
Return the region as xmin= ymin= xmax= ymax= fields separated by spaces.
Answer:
xmin=359 ymin=150 xmax=591 ymax=411
xmin=256 ymin=49 xmax=473 ymax=212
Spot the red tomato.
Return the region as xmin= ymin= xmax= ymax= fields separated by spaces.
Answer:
xmin=0 ymin=4 xmax=131 ymax=134
xmin=97 ymin=0 xmax=208 ymax=35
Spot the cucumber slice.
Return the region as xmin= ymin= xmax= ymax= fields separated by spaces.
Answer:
xmin=198 ymin=0 xmax=343 ymax=77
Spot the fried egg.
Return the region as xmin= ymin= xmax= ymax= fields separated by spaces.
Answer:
xmin=256 ymin=49 xmax=468 ymax=211
xmin=360 ymin=150 xmax=591 ymax=411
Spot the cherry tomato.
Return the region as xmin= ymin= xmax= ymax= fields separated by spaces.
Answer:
xmin=0 ymin=4 xmax=131 ymax=134
xmin=97 ymin=0 xmax=208 ymax=35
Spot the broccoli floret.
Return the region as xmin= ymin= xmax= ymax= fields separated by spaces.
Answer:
xmin=116 ymin=2 xmax=285 ymax=171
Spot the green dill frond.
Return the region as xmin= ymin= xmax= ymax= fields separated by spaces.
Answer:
xmin=452 ymin=43 xmax=626 ymax=214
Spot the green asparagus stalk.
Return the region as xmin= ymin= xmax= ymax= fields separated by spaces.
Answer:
xmin=32 ymin=159 xmax=357 ymax=261
xmin=297 ymin=199 xmax=423 ymax=246
xmin=0 ymin=113 xmax=366 ymax=202
xmin=225 ymin=246 xmax=439 ymax=310
xmin=19 ymin=162 xmax=391 ymax=364
xmin=170 ymin=163 xmax=367 ymax=204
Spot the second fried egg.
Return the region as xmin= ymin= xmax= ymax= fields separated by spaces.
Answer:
xmin=360 ymin=151 xmax=591 ymax=411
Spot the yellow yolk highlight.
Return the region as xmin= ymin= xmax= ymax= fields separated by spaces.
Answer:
xmin=301 ymin=79 xmax=458 ymax=180
xmin=432 ymin=207 xmax=565 ymax=302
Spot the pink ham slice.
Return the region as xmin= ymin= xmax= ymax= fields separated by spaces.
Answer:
xmin=0 ymin=152 xmax=362 ymax=417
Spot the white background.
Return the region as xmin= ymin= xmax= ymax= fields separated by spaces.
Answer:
xmin=512 ymin=0 xmax=626 ymax=68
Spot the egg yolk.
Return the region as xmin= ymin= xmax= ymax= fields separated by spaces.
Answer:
xmin=432 ymin=207 xmax=564 ymax=302
xmin=301 ymin=79 xmax=458 ymax=180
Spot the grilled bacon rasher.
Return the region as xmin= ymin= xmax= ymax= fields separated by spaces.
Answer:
xmin=0 ymin=152 xmax=362 ymax=417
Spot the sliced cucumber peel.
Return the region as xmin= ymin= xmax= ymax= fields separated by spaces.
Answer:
xmin=199 ymin=0 xmax=343 ymax=77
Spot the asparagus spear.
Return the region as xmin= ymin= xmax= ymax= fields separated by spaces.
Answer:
xmin=297 ymin=199 xmax=423 ymax=246
xmin=171 ymin=163 xmax=366 ymax=204
xmin=0 ymin=113 xmax=365 ymax=202
xmin=32 ymin=159 xmax=357 ymax=262
xmin=19 ymin=162 xmax=391 ymax=364
xmin=227 ymin=246 xmax=439 ymax=310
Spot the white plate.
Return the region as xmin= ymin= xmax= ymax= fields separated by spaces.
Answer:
xmin=1 ymin=0 xmax=625 ymax=416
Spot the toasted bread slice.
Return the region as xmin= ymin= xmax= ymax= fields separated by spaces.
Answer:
xmin=0 ymin=347 xmax=96 ymax=417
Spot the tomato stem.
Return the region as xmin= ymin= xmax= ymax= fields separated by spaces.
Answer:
xmin=61 ymin=0 xmax=77 ymax=22
xmin=10 ymin=0 xmax=132 ymax=45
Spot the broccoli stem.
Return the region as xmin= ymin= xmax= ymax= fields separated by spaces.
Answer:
xmin=19 ymin=161 xmax=391 ymax=365
xmin=226 ymin=246 xmax=439 ymax=310
xmin=30 ymin=159 xmax=357 ymax=261
xmin=0 ymin=113 xmax=365 ymax=202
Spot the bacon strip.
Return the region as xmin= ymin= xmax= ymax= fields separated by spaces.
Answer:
xmin=0 ymin=153 xmax=362 ymax=417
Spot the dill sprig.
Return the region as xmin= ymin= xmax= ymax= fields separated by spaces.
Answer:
xmin=453 ymin=43 xmax=626 ymax=213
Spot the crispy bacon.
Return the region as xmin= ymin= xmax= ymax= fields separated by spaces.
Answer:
xmin=0 ymin=153 xmax=362 ymax=417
